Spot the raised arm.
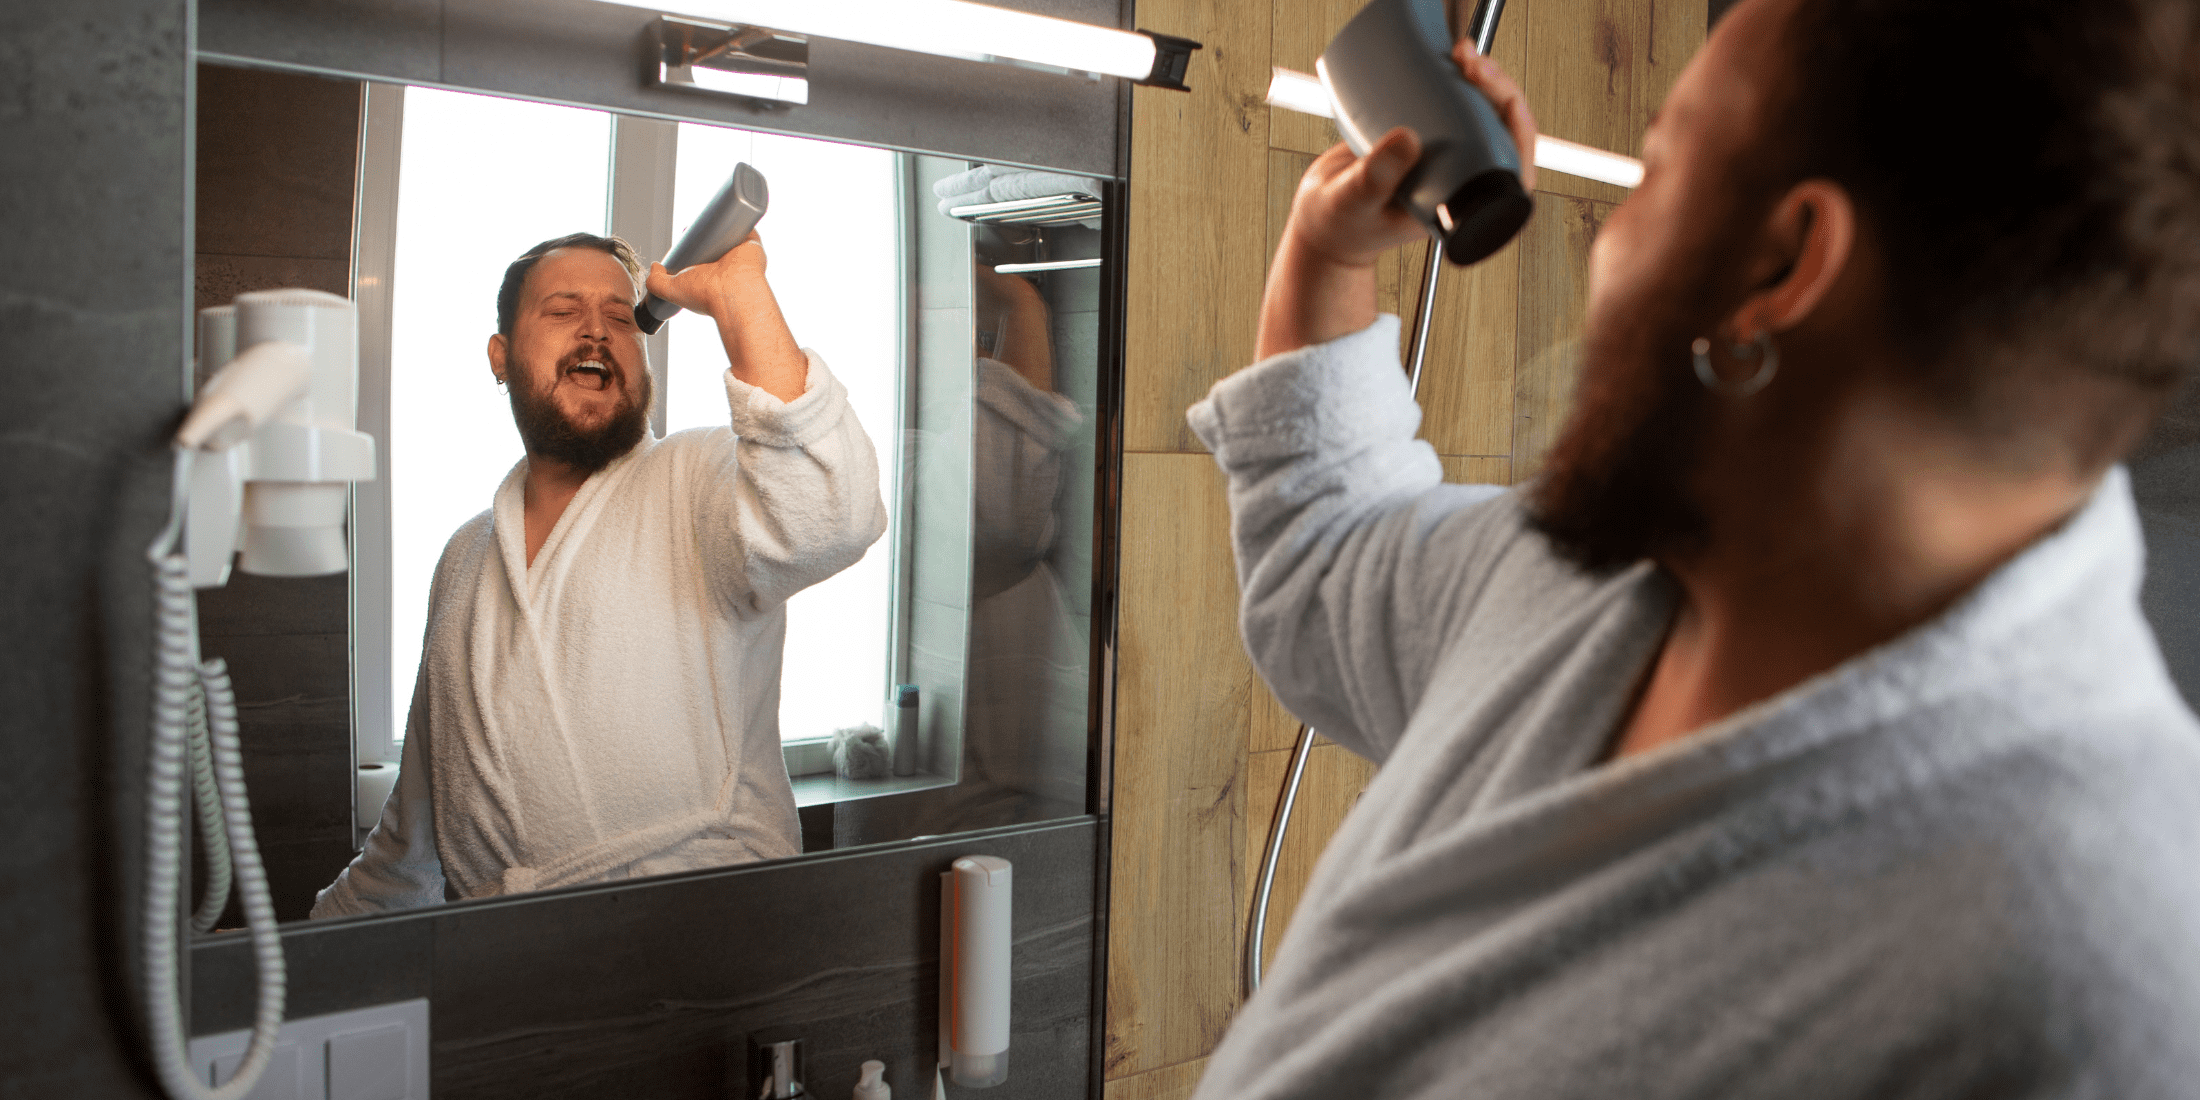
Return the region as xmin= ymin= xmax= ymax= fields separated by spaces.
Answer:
xmin=648 ymin=233 xmax=888 ymax=610
xmin=1187 ymin=44 xmax=1542 ymax=762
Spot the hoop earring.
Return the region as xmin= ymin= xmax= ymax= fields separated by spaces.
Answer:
xmin=1691 ymin=331 xmax=1779 ymax=397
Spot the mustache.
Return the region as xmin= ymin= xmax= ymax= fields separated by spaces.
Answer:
xmin=556 ymin=342 xmax=622 ymax=373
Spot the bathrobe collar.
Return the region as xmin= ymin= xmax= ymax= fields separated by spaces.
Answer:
xmin=490 ymin=434 xmax=659 ymax=612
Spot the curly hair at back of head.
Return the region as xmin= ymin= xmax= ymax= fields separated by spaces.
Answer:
xmin=1776 ymin=0 xmax=2200 ymax=466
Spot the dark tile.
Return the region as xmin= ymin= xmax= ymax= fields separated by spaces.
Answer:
xmin=195 ymin=63 xmax=361 ymax=260
xmin=195 ymin=254 xmax=354 ymax=317
xmin=196 ymin=570 xmax=349 ymax=636
xmin=423 ymin=818 xmax=1097 ymax=1099
xmin=193 ymin=908 xmax=436 ymax=1033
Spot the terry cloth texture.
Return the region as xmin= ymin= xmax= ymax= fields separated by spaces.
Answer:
xmin=931 ymin=165 xmax=1099 ymax=218
xmin=1184 ymin=314 xmax=2200 ymax=1100
xmin=313 ymin=351 xmax=886 ymax=915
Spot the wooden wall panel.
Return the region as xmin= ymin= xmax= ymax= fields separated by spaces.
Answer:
xmin=1124 ymin=0 xmax=1274 ymax=453
xmin=1106 ymin=453 xmax=1253 ymax=1079
xmin=1512 ymin=194 xmax=1615 ymax=481
xmin=1267 ymin=0 xmax=1361 ymax=155
xmin=1524 ymin=0 xmax=1702 ymax=161
xmin=1103 ymin=1058 xmax=1209 ymax=1100
xmin=1441 ymin=455 xmax=1514 ymax=485
xmin=1414 ymin=235 xmax=1519 ymax=458
xmin=1242 ymin=741 xmax=1377 ymax=974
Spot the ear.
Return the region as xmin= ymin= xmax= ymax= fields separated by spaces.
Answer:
xmin=487 ymin=332 xmax=509 ymax=383
xmin=1727 ymin=179 xmax=1856 ymax=340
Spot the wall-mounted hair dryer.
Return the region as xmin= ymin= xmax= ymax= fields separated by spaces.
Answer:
xmin=183 ymin=289 xmax=378 ymax=586
xmin=635 ymin=161 xmax=769 ymax=334
xmin=1318 ymin=0 xmax=1530 ymax=265
xmin=140 ymin=289 xmax=378 ymax=1100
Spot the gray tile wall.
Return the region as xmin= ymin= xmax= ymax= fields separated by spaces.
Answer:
xmin=194 ymin=818 xmax=1101 ymax=1100
xmin=1 ymin=0 xmax=192 ymax=1093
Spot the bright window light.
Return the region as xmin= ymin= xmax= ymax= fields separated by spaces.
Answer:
xmin=666 ymin=124 xmax=901 ymax=743
xmin=387 ymin=89 xmax=611 ymax=750
xmin=635 ymin=0 xmax=1157 ymax=78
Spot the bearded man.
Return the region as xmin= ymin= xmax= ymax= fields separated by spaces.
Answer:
xmin=314 ymin=231 xmax=885 ymax=914
xmin=1189 ymin=0 xmax=2200 ymax=1095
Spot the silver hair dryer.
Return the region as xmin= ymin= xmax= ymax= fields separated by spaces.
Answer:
xmin=635 ymin=161 xmax=769 ymax=334
xmin=1319 ymin=0 xmax=1530 ymax=265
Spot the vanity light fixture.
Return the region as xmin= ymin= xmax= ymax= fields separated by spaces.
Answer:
xmin=634 ymin=0 xmax=1201 ymax=95
xmin=994 ymin=257 xmax=1101 ymax=273
xmin=1265 ymin=66 xmax=1646 ymax=190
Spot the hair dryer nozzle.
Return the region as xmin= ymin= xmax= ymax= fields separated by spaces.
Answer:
xmin=636 ymin=161 xmax=768 ymax=334
xmin=1321 ymin=0 xmax=1531 ymax=266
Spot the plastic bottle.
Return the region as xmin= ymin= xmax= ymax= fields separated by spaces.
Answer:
xmin=854 ymin=1060 xmax=890 ymax=1100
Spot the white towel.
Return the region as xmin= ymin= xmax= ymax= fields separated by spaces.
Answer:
xmin=932 ymin=165 xmax=1099 ymax=217
xmin=312 ymin=351 xmax=887 ymax=914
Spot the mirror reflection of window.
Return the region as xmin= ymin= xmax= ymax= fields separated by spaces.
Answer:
xmin=665 ymin=127 xmax=900 ymax=745
xmin=386 ymin=89 xmax=611 ymax=752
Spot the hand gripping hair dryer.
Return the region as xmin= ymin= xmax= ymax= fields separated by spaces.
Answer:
xmin=634 ymin=161 xmax=769 ymax=334
xmin=1318 ymin=0 xmax=1530 ymax=265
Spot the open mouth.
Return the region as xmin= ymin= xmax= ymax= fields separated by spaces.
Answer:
xmin=565 ymin=358 xmax=614 ymax=392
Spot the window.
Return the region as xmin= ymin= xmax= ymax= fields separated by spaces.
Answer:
xmin=664 ymin=125 xmax=900 ymax=745
xmin=384 ymin=89 xmax=612 ymax=752
xmin=366 ymin=88 xmax=905 ymax=761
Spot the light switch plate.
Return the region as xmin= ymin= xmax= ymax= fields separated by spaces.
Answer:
xmin=189 ymin=998 xmax=429 ymax=1100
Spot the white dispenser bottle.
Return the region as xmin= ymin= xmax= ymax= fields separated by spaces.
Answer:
xmin=939 ymin=855 xmax=1012 ymax=1087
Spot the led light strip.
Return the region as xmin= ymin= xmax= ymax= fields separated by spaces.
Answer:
xmin=1265 ymin=67 xmax=1645 ymax=190
xmin=619 ymin=0 xmax=1176 ymax=83
xmin=994 ymin=257 xmax=1103 ymax=272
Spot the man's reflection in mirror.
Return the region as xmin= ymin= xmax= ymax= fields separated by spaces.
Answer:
xmin=963 ymin=263 xmax=1090 ymax=825
xmin=313 ymin=231 xmax=886 ymax=915
xmin=841 ymin=248 xmax=1090 ymax=844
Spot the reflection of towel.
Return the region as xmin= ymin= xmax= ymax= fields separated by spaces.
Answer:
xmin=310 ymin=352 xmax=887 ymax=916
xmin=933 ymin=165 xmax=1099 ymax=216
xmin=1185 ymin=315 xmax=2200 ymax=1100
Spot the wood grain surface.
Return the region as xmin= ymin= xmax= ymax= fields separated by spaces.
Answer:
xmin=1105 ymin=453 xmax=1254 ymax=1078
xmin=1124 ymin=0 xmax=1275 ymax=453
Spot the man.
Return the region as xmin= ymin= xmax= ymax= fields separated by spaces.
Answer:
xmin=1190 ymin=0 xmax=2200 ymax=1096
xmin=314 ymin=230 xmax=885 ymax=914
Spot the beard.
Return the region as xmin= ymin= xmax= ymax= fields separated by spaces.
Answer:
xmin=1526 ymin=235 xmax=1743 ymax=572
xmin=507 ymin=343 xmax=652 ymax=477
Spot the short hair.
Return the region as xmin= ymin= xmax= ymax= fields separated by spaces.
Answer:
xmin=1776 ymin=0 xmax=2200 ymax=459
xmin=494 ymin=232 xmax=646 ymax=338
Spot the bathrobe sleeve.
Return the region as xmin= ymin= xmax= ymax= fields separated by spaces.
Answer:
xmin=1185 ymin=315 xmax=1534 ymax=764
xmin=308 ymin=668 xmax=448 ymax=917
xmin=697 ymin=349 xmax=889 ymax=612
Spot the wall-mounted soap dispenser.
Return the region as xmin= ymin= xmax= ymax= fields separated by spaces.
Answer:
xmin=939 ymin=856 xmax=1012 ymax=1088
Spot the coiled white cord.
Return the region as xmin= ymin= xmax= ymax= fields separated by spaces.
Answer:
xmin=184 ymin=680 xmax=234 ymax=935
xmin=145 ymin=447 xmax=287 ymax=1100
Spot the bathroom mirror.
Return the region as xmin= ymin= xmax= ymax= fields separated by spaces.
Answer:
xmin=191 ymin=61 xmax=1112 ymax=925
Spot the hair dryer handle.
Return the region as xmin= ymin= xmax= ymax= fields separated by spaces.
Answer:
xmin=636 ymin=162 xmax=769 ymax=335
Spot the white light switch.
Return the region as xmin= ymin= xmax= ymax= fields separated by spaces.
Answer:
xmin=189 ymin=998 xmax=429 ymax=1100
xmin=210 ymin=1042 xmax=301 ymax=1100
xmin=328 ymin=1022 xmax=410 ymax=1100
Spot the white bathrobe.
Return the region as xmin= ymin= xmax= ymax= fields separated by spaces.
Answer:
xmin=1186 ymin=317 xmax=2200 ymax=1099
xmin=313 ymin=351 xmax=886 ymax=915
